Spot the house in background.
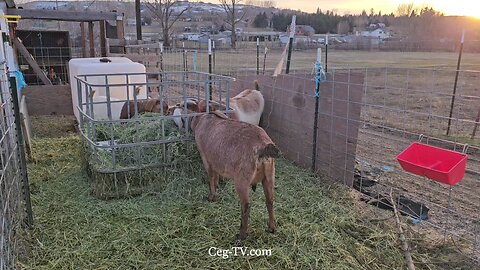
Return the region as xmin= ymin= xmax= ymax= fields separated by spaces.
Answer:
xmin=240 ymin=31 xmax=280 ymax=42
xmin=287 ymin=25 xmax=316 ymax=36
xmin=360 ymin=23 xmax=391 ymax=40
xmin=361 ymin=28 xmax=391 ymax=40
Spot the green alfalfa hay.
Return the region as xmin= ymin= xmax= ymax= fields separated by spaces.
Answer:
xmin=25 ymin=134 xmax=473 ymax=270
xmin=82 ymin=115 xmax=204 ymax=199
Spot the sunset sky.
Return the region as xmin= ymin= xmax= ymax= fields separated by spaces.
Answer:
xmin=209 ymin=0 xmax=480 ymax=17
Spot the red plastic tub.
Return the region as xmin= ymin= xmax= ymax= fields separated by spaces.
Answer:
xmin=397 ymin=142 xmax=468 ymax=186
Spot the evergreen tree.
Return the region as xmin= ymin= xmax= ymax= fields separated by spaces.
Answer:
xmin=253 ymin=12 xmax=269 ymax=28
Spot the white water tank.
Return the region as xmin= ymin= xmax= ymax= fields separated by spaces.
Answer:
xmin=69 ymin=57 xmax=147 ymax=122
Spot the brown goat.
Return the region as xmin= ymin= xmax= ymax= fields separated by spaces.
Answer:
xmin=191 ymin=111 xmax=279 ymax=240
xmin=119 ymin=99 xmax=169 ymax=119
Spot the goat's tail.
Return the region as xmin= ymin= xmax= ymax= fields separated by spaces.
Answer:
xmin=254 ymin=80 xmax=260 ymax=91
xmin=259 ymin=143 xmax=280 ymax=159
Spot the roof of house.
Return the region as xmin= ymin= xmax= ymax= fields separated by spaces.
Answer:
xmin=6 ymin=0 xmax=16 ymax=8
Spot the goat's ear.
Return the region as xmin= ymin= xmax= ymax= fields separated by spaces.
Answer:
xmin=209 ymin=103 xmax=217 ymax=112
xmin=89 ymin=90 xmax=96 ymax=98
xmin=167 ymin=106 xmax=177 ymax=115
xmin=134 ymin=87 xmax=141 ymax=96
xmin=190 ymin=103 xmax=199 ymax=113
xmin=196 ymin=100 xmax=205 ymax=113
xmin=186 ymin=100 xmax=198 ymax=111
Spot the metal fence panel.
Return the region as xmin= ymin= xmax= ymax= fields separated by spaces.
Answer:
xmin=0 ymin=30 xmax=32 ymax=270
xmin=233 ymin=67 xmax=480 ymax=263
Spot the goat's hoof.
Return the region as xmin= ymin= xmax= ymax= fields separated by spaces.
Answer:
xmin=266 ymin=222 xmax=276 ymax=233
xmin=235 ymin=233 xmax=247 ymax=242
xmin=266 ymin=227 xmax=276 ymax=233
xmin=207 ymin=194 xmax=218 ymax=202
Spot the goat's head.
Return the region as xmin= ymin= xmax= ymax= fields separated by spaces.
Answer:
xmin=144 ymin=99 xmax=169 ymax=114
xmin=196 ymin=99 xmax=223 ymax=113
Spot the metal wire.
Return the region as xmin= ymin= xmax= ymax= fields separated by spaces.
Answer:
xmin=0 ymin=55 xmax=30 ymax=270
xmin=76 ymin=71 xmax=234 ymax=174
xmin=236 ymin=66 xmax=480 ymax=262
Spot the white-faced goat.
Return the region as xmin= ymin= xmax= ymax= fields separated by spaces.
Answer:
xmin=196 ymin=81 xmax=264 ymax=126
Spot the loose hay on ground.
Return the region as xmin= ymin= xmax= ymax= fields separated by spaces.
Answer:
xmin=30 ymin=115 xmax=76 ymax=138
xmin=22 ymin=134 xmax=473 ymax=270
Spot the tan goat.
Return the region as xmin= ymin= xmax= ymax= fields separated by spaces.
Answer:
xmin=191 ymin=111 xmax=278 ymax=240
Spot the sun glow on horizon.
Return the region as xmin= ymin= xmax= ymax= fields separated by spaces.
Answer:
xmin=392 ymin=0 xmax=480 ymax=18
xmin=206 ymin=0 xmax=479 ymax=17
xmin=433 ymin=1 xmax=480 ymax=18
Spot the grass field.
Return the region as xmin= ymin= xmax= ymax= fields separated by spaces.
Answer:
xmin=146 ymin=49 xmax=480 ymax=75
xmin=20 ymin=116 xmax=474 ymax=269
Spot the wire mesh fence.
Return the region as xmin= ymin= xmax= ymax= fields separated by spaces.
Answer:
xmin=20 ymin=39 xmax=480 ymax=86
xmin=172 ymin=38 xmax=480 ymax=53
xmin=111 ymin=45 xmax=310 ymax=77
xmin=0 ymin=68 xmax=32 ymax=269
xmin=17 ymin=46 xmax=91 ymax=86
xmin=107 ymin=42 xmax=480 ymax=78
xmin=233 ymin=67 xmax=480 ymax=263
xmin=353 ymin=67 xmax=480 ymax=261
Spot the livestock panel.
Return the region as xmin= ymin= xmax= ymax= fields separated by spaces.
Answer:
xmin=233 ymin=71 xmax=365 ymax=187
xmin=76 ymin=71 xmax=234 ymax=198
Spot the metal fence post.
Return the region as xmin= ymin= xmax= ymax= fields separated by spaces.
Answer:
xmin=285 ymin=15 xmax=296 ymax=74
xmin=256 ymin=38 xmax=260 ymax=75
xmin=193 ymin=50 xmax=197 ymax=72
xmin=263 ymin=46 xmax=268 ymax=75
xmin=311 ymin=48 xmax=323 ymax=172
xmin=446 ymin=30 xmax=465 ymax=136
xmin=212 ymin=41 xmax=216 ymax=74
xmin=9 ymin=76 xmax=33 ymax=228
xmin=325 ymin=34 xmax=329 ymax=73
xmin=208 ymin=39 xmax=213 ymax=100
xmin=159 ymin=42 xmax=164 ymax=82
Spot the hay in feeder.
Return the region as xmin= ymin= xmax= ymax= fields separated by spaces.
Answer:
xmin=82 ymin=114 xmax=203 ymax=198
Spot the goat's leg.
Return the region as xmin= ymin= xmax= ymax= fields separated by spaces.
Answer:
xmin=197 ymin=151 xmax=217 ymax=202
xmin=208 ymin=170 xmax=219 ymax=202
xmin=235 ymin=180 xmax=250 ymax=240
xmin=262 ymin=160 xmax=276 ymax=233
xmin=213 ymin=172 xmax=220 ymax=190
xmin=206 ymin=166 xmax=218 ymax=202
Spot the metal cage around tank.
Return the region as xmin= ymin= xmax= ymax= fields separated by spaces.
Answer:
xmin=75 ymin=71 xmax=234 ymax=175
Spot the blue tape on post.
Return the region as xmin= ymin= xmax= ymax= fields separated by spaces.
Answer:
xmin=13 ymin=70 xmax=27 ymax=92
xmin=314 ymin=62 xmax=326 ymax=97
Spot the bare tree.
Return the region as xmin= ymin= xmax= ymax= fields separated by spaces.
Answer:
xmin=337 ymin=20 xmax=350 ymax=35
xmin=220 ymin=0 xmax=247 ymax=49
xmin=396 ymin=2 xmax=415 ymax=17
xmin=245 ymin=0 xmax=276 ymax=8
xmin=145 ymin=0 xmax=190 ymax=47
